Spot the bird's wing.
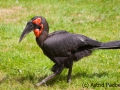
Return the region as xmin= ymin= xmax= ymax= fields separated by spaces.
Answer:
xmin=43 ymin=30 xmax=102 ymax=57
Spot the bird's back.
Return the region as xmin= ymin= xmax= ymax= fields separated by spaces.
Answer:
xmin=43 ymin=30 xmax=101 ymax=57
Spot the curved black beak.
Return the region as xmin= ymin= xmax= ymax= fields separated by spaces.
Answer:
xmin=19 ymin=20 xmax=34 ymax=42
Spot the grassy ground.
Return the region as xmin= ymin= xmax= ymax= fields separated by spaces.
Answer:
xmin=0 ymin=0 xmax=120 ymax=90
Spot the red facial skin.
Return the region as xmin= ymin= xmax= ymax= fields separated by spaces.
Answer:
xmin=32 ymin=18 xmax=43 ymax=37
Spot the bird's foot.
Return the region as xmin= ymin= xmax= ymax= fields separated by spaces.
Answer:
xmin=67 ymin=78 xmax=71 ymax=83
xmin=35 ymin=80 xmax=47 ymax=86
xmin=35 ymin=73 xmax=56 ymax=87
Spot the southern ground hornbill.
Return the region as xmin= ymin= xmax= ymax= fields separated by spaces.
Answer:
xmin=19 ymin=16 xmax=120 ymax=86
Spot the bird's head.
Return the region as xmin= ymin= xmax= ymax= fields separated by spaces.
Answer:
xmin=19 ymin=16 xmax=49 ymax=42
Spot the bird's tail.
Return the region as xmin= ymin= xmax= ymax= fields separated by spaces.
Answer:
xmin=98 ymin=40 xmax=120 ymax=49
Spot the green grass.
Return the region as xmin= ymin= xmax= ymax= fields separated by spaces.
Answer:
xmin=0 ymin=0 xmax=120 ymax=90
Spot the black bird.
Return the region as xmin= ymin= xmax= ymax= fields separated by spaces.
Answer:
xmin=19 ymin=16 xmax=120 ymax=86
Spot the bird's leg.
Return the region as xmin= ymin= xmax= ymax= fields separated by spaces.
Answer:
xmin=67 ymin=66 xmax=72 ymax=83
xmin=35 ymin=64 xmax=64 ymax=86
xmin=67 ymin=60 xmax=73 ymax=83
xmin=35 ymin=73 xmax=57 ymax=86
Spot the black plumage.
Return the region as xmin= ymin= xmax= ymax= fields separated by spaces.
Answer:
xmin=19 ymin=16 xmax=120 ymax=86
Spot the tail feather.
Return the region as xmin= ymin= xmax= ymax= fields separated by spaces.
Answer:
xmin=99 ymin=40 xmax=120 ymax=49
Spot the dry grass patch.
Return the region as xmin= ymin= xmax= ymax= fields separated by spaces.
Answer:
xmin=0 ymin=6 xmax=24 ymax=23
xmin=0 ymin=71 xmax=7 ymax=84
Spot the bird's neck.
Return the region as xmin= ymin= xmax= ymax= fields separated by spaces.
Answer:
xmin=34 ymin=17 xmax=49 ymax=47
xmin=36 ymin=30 xmax=48 ymax=47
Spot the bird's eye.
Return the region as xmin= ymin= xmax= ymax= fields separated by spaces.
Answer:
xmin=34 ymin=25 xmax=41 ymax=30
xmin=38 ymin=26 xmax=41 ymax=30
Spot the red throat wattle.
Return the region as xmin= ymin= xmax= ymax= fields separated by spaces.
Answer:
xmin=33 ymin=24 xmax=43 ymax=37
xmin=32 ymin=18 xmax=44 ymax=37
